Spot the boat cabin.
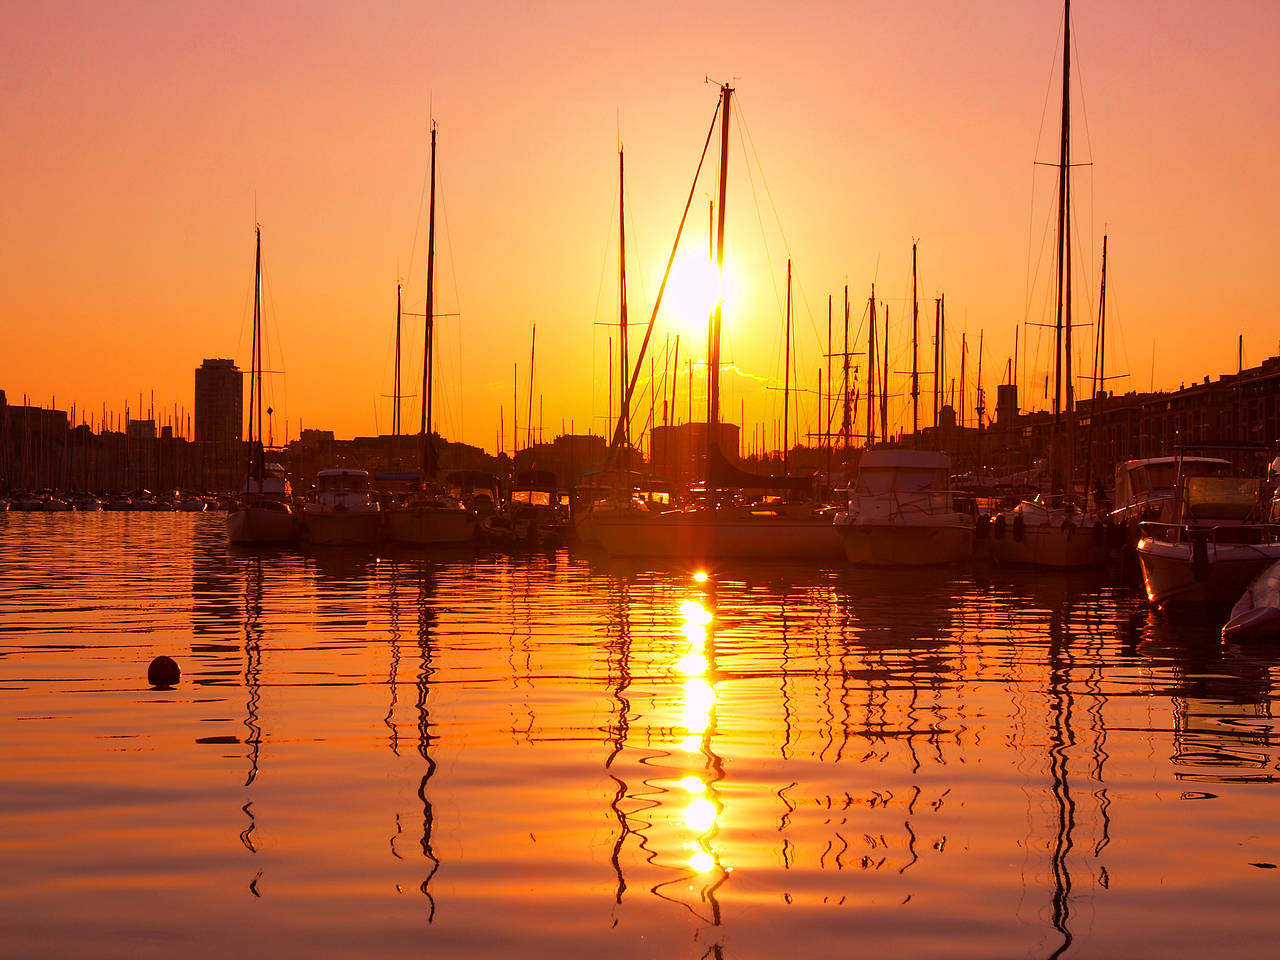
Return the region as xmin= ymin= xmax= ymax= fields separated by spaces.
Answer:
xmin=1113 ymin=457 xmax=1231 ymax=516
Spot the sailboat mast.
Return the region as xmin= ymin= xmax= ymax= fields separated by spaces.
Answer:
xmin=880 ymin=304 xmax=890 ymax=443
xmin=841 ymin=284 xmax=850 ymax=459
xmin=825 ymin=295 xmax=832 ymax=481
xmin=420 ymin=121 xmax=437 ymax=478
xmin=246 ymin=225 xmax=262 ymax=484
xmin=933 ymin=296 xmax=940 ymax=434
xmin=939 ymin=293 xmax=946 ymax=426
xmin=1062 ymin=0 xmax=1075 ymax=495
xmin=867 ymin=287 xmax=876 ymax=446
xmin=911 ymin=241 xmax=919 ymax=441
xmin=1085 ymin=233 xmax=1107 ymax=495
xmin=394 ymin=281 xmax=402 ymax=438
xmin=701 ymin=82 xmax=732 ymax=496
xmin=783 ymin=258 xmax=792 ymax=474
xmin=707 ymin=84 xmax=731 ymax=437
xmin=619 ymin=146 xmax=629 ymax=452
xmin=527 ymin=325 xmax=536 ymax=449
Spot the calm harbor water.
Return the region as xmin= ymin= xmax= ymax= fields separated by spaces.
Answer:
xmin=1 ymin=513 xmax=1277 ymax=958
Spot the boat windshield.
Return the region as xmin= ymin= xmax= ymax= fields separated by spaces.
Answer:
xmin=512 ymin=490 xmax=552 ymax=507
xmin=1140 ymin=461 xmax=1232 ymax=495
xmin=857 ymin=467 xmax=943 ymax=496
xmin=1181 ymin=477 xmax=1262 ymax=521
xmin=318 ymin=474 xmax=367 ymax=494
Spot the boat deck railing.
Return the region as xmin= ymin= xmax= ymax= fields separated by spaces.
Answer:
xmin=1138 ymin=520 xmax=1280 ymax=546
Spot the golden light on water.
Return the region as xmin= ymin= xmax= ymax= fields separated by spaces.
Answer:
xmin=675 ymin=651 xmax=708 ymax=676
xmin=672 ymin=589 xmax=726 ymax=881
xmin=682 ymin=677 xmax=715 ymax=733
xmin=688 ymin=850 xmax=716 ymax=874
xmin=679 ymin=599 xmax=712 ymax=628
xmin=678 ymin=775 xmax=705 ymax=794
xmin=685 ymin=796 xmax=717 ymax=832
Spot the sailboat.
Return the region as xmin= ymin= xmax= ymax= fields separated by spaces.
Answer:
xmin=227 ymin=226 xmax=298 ymax=544
xmin=385 ymin=121 xmax=476 ymax=546
xmin=593 ymin=84 xmax=843 ymax=561
xmin=990 ymin=0 xmax=1107 ymax=569
xmin=574 ymin=144 xmax=654 ymax=547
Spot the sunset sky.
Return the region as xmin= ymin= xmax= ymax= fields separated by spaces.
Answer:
xmin=3 ymin=1 xmax=1277 ymax=453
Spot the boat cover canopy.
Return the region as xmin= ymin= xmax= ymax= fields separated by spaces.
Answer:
xmin=707 ymin=445 xmax=814 ymax=492
xmin=858 ymin=449 xmax=952 ymax=471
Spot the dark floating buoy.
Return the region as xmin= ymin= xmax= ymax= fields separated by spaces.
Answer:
xmin=148 ymin=655 xmax=181 ymax=688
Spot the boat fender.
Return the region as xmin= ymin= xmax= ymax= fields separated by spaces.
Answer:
xmin=1192 ymin=536 xmax=1209 ymax=582
xmin=975 ymin=515 xmax=990 ymax=541
xmin=1061 ymin=517 xmax=1075 ymax=537
xmin=1012 ymin=513 xmax=1025 ymax=543
xmin=993 ymin=514 xmax=1006 ymax=540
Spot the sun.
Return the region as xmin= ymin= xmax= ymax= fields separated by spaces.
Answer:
xmin=659 ymin=251 xmax=740 ymax=340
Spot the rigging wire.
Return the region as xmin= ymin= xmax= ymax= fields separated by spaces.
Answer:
xmin=438 ymin=157 xmax=465 ymax=445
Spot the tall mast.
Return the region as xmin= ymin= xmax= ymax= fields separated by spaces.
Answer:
xmin=707 ymin=83 xmax=731 ymax=439
xmin=841 ymin=284 xmax=850 ymax=460
xmin=1054 ymin=0 xmax=1075 ymax=495
xmin=933 ymin=296 xmax=941 ymax=436
xmin=705 ymin=83 xmax=732 ymax=492
xmin=420 ymin=121 xmax=437 ymax=478
xmin=618 ymin=146 xmax=629 ymax=452
xmin=939 ymin=293 xmax=946 ymax=425
xmin=976 ymin=330 xmax=985 ymax=463
xmin=246 ymin=225 xmax=262 ymax=485
xmin=1085 ymin=233 xmax=1107 ymax=496
xmin=867 ymin=286 xmax=876 ymax=446
xmin=527 ymin=325 xmax=536 ymax=449
xmin=880 ymin=304 xmax=890 ymax=443
xmin=394 ymin=281 xmax=402 ymax=438
xmin=911 ymin=241 xmax=919 ymax=441
xmin=825 ymin=294 xmax=832 ymax=481
xmin=783 ymin=258 xmax=792 ymax=474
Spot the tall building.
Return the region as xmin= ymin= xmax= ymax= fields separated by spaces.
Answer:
xmin=195 ymin=358 xmax=242 ymax=490
xmin=194 ymin=359 xmax=242 ymax=445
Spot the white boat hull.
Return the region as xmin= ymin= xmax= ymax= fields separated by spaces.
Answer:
xmin=989 ymin=522 xmax=1106 ymax=569
xmin=304 ymin=509 xmax=381 ymax=545
xmin=228 ymin=505 xmax=298 ymax=544
xmin=594 ymin=513 xmax=844 ymax=561
xmin=1138 ymin=540 xmax=1280 ymax=607
xmin=385 ymin=507 xmax=475 ymax=545
xmin=842 ymin=522 xmax=973 ymax=566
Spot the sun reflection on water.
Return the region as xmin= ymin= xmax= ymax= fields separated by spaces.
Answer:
xmin=672 ymin=589 xmax=727 ymax=892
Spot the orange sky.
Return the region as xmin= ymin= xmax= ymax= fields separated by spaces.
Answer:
xmin=2 ymin=1 xmax=1277 ymax=452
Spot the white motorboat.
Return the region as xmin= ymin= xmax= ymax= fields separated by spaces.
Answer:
xmin=1137 ymin=475 xmax=1280 ymax=607
xmin=303 ymin=469 xmax=381 ymax=545
xmin=595 ymin=499 xmax=843 ymax=561
xmin=1110 ymin=456 xmax=1232 ymax=543
xmin=385 ymin=490 xmax=474 ymax=545
xmin=989 ymin=497 xmax=1107 ymax=568
xmin=840 ymin=449 xmax=974 ymax=566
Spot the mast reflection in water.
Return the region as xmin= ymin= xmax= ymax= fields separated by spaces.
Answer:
xmin=0 ymin=514 xmax=1278 ymax=958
